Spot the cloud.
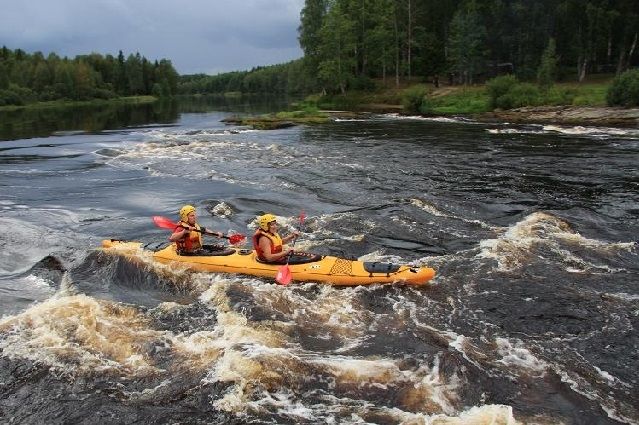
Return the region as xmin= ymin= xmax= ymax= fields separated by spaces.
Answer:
xmin=0 ymin=0 xmax=304 ymax=74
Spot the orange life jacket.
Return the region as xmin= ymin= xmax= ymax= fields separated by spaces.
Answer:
xmin=174 ymin=221 xmax=202 ymax=253
xmin=252 ymin=229 xmax=283 ymax=261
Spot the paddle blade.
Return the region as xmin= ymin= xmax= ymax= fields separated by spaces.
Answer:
xmin=228 ymin=234 xmax=246 ymax=245
xmin=299 ymin=211 xmax=306 ymax=226
xmin=275 ymin=264 xmax=292 ymax=285
xmin=153 ymin=216 xmax=178 ymax=230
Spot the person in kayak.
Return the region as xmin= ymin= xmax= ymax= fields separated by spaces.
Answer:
xmin=253 ymin=213 xmax=300 ymax=263
xmin=170 ymin=205 xmax=224 ymax=255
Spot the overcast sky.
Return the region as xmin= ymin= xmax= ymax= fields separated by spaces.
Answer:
xmin=0 ymin=0 xmax=305 ymax=75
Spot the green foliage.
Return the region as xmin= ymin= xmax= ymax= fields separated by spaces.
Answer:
xmin=498 ymin=83 xmax=542 ymax=109
xmin=569 ymin=84 xmax=607 ymax=106
xmin=317 ymin=2 xmax=357 ymax=94
xmin=0 ymin=83 xmax=34 ymax=106
xmin=349 ymin=75 xmax=376 ymax=91
xmin=537 ymin=38 xmax=558 ymax=89
xmin=486 ymin=75 xmax=518 ymax=108
xmin=486 ymin=76 xmax=542 ymax=109
xmin=424 ymin=88 xmax=490 ymax=114
xmin=401 ymin=85 xmax=429 ymax=113
xmin=448 ymin=0 xmax=487 ymax=85
xmin=178 ymin=59 xmax=315 ymax=96
xmin=543 ymin=86 xmax=576 ymax=105
xmin=607 ymin=69 xmax=639 ymax=107
xmin=0 ymin=46 xmax=178 ymax=106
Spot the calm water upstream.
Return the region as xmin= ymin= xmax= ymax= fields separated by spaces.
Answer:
xmin=0 ymin=101 xmax=637 ymax=424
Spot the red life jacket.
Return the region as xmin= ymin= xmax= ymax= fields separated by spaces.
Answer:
xmin=174 ymin=221 xmax=202 ymax=253
xmin=253 ymin=229 xmax=283 ymax=261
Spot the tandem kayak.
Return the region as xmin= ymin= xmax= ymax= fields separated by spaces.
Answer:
xmin=100 ymin=239 xmax=435 ymax=286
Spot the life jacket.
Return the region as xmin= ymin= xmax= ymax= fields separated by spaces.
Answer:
xmin=174 ymin=221 xmax=202 ymax=253
xmin=252 ymin=229 xmax=283 ymax=261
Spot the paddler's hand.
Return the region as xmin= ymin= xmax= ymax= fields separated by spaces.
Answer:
xmin=214 ymin=231 xmax=223 ymax=238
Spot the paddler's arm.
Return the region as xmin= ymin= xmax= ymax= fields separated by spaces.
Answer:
xmin=282 ymin=230 xmax=300 ymax=244
xmin=169 ymin=226 xmax=192 ymax=242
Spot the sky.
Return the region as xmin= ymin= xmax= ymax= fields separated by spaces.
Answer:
xmin=0 ymin=0 xmax=306 ymax=75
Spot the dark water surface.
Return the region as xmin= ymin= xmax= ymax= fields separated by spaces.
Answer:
xmin=0 ymin=102 xmax=637 ymax=424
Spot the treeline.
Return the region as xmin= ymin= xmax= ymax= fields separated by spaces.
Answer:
xmin=183 ymin=0 xmax=638 ymax=96
xmin=0 ymin=47 xmax=179 ymax=106
xmin=178 ymin=59 xmax=313 ymax=96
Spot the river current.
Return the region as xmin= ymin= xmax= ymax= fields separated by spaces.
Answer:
xmin=0 ymin=106 xmax=637 ymax=424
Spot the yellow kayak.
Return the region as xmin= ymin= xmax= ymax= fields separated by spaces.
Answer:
xmin=100 ymin=239 xmax=435 ymax=286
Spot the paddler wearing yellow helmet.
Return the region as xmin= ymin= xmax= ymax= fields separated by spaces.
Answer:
xmin=252 ymin=213 xmax=300 ymax=263
xmin=169 ymin=204 xmax=224 ymax=255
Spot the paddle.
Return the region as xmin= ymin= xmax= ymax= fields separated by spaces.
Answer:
xmin=152 ymin=216 xmax=246 ymax=245
xmin=276 ymin=211 xmax=306 ymax=285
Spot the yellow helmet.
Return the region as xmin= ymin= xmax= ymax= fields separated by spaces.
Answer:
xmin=258 ymin=213 xmax=277 ymax=231
xmin=179 ymin=205 xmax=196 ymax=222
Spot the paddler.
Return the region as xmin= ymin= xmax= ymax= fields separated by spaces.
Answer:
xmin=253 ymin=213 xmax=300 ymax=263
xmin=169 ymin=205 xmax=224 ymax=255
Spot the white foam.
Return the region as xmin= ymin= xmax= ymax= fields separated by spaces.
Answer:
xmin=488 ymin=124 xmax=639 ymax=139
xmin=477 ymin=211 xmax=634 ymax=272
xmin=382 ymin=113 xmax=476 ymax=124
xmin=410 ymin=198 xmax=495 ymax=229
xmin=495 ymin=338 xmax=547 ymax=374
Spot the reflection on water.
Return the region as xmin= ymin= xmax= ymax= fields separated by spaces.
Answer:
xmin=0 ymin=95 xmax=294 ymax=141
xmin=0 ymin=100 xmax=178 ymax=141
xmin=176 ymin=94 xmax=294 ymax=114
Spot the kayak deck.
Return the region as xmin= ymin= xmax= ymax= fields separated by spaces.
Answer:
xmin=101 ymin=239 xmax=435 ymax=286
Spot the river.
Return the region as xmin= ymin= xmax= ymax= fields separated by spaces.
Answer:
xmin=0 ymin=100 xmax=637 ymax=424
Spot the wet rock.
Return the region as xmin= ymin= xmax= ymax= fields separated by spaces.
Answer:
xmin=478 ymin=106 xmax=639 ymax=127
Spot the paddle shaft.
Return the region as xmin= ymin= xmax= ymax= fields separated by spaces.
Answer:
xmin=177 ymin=224 xmax=229 ymax=239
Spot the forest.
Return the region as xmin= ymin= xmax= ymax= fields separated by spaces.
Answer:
xmin=3 ymin=0 xmax=638 ymax=104
xmin=180 ymin=0 xmax=639 ymax=96
xmin=0 ymin=47 xmax=179 ymax=106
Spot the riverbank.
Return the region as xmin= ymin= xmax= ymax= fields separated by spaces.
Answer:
xmin=476 ymin=105 xmax=639 ymax=127
xmin=318 ymin=78 xmax=639 ymax=128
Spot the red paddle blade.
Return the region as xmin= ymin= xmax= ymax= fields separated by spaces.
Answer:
xmin=299 ymin=211 xmax=306 ymax=226
xmin=228 ymin=234 xmax=246 ymax=245
xmin=276 ymin=264 xmax=292 ymax=285
xmin=153 ymin=216 xmax=178 ymax=230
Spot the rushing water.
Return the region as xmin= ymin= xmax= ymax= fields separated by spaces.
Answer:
xmin=0 ymin=102 xmax=637 ymax=424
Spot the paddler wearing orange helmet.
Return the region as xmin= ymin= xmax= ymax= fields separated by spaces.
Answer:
xmin=252 ymin=213 xmax=300 ymax=263
xmin=169 ymin=205 xmax=224 ymax=255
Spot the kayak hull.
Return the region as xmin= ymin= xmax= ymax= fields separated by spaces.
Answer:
xmin=100 ymin=239 xmax=435 ymax=286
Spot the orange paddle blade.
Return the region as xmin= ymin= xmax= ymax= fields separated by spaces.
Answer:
xmin=228 ymin=234 xmax=246 ymax=245
xmin=275 ymin=264 xmax=292 ymax=285
xmin=153 ymin=215 xmax=178 ymax=230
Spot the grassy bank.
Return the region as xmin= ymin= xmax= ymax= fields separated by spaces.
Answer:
xmin=314 ymin=76 xmax=613 ymax=115
xmin=0 ymin=95 xmax=159 ymax=112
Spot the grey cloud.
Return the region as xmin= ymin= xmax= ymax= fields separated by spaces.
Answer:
xmin=0 ymin=0 xmax=304 ymax=74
